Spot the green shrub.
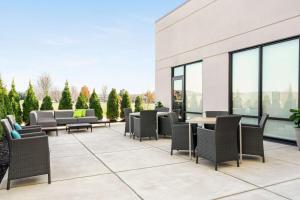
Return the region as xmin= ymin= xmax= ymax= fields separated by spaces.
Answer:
xmin=107 ymin=88 xmax=119 ymax=121
xmin=120 ymin=91 xmax=131 ymax=118
xmin=9 ymin=80 xmax=22 ymax=123
xmin=134 ymin=96 xmax=143 ymax=112
xmin=40 ymin=94 xmax=54 ymax=110
xmin=58 ymin=81 xmax=73 ymax=110
xmin=22 ymin=82 xmax=39 ymax=124
xmin=89 ymin=89 xmax=103 ymax=120
xmin=75 ymin=92 xmax=88 ymax=109
xmin=0 ymin=80 xmax=6 ymax=140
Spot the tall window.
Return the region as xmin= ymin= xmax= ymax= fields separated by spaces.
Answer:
xmin=172 ymin=61 xmax=202 ymax=120
xmin=230 ymin=37 xmax=300 ymax=141
xmin=186 ymin=62 xmax=202 ymax=114
xmin=262 ymin=39 xmax=299 ymax=118
xmin=232 ymin=48 xmax=259 ymax=116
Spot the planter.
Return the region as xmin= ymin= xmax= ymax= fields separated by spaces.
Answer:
xmin=0 ymin=138 xmax=9 ymax=183
xmin=294 ymin=128 xmax=300 ymax=151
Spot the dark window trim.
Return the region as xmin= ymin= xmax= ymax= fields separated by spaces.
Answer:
xmin=229 ymin=35 xmax=300 ymax=141
xmin=172 ymin=60 xmax=203 ymax=120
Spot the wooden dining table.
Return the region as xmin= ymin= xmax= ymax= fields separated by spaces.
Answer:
xmin=186 ymin=117 xmax=242 ymax=161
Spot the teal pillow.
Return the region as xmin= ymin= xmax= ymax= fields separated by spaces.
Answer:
xmin=11 ymin=130 xmax=21 ymax=139
xmin=14 ymin=123 xmax=22 ymax=131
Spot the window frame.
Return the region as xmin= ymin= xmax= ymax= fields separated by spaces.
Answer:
xmin=229 ymin=35 xmax=300 ymax=123
xmin=171 ymin=60 xmax=203 ymax=121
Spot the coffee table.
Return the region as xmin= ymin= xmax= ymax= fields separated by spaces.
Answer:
xmin=66 ymin=123 xmax=92 ymax=133
xmin=42 ymin=127 xmax=59 ymax=136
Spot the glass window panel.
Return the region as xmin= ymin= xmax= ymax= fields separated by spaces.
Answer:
xmin=173 ymin=66 xmax=184 ymax=77
xmin=232 ymin=48 xmax=259 ymax=116
xmin=264 ymin=119 xmax=295 ymax=141
xmin=263 ymin=39 xmax=299 ymax=118
xmin=186 ymin=113 xmax=202 ymax=121
xmin=185 ymin=62 xmax=202 ymax=113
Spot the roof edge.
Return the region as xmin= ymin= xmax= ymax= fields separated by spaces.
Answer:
xmin=155 ymin=0 xmax=190 ymax=23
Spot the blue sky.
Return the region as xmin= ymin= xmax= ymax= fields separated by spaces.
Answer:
xmin=0 ymin=0 xmax=185 ymax=93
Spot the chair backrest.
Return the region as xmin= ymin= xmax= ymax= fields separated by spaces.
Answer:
xmin=168 ymin=112 xmax=179 ymax=125
xmin=215 ymin=115 xmax=241 ymax=149
xmin=259 ymin=113 xmax=269 ymax=130
xmin=205 ymin=111 xmax=229 ymax=117
xmin=124 ymin=108 xmax=132 ymax=120
xmin=1 ymin=119 xmax=13 ymax=141
xmin=156 ymin=107 xmax=170 ymax=112
xmin=30 ymin=111 xmax=38 ymax=125
xmin=7 ymin=115 xmax=16 ymax=127
xmin=140 ymin=110 xmax=157 ymax=134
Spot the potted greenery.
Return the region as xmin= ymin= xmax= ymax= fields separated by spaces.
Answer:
xmin=289 ymin=109 xmax=300 ymax=150
xmin=155 ymin=101 xmax=163 ymax=109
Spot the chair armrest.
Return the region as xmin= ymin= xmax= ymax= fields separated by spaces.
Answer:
xmin=22 ymin=125 xmax=41 ymax=129
xmin=241 ymin=123 xmax=259 ymax=127
xmin=18 ymin=127 xmax=42 ymax=134
xmin=242 ymin=125 xmax=261 ymax=133
xmin=11 ymin=136 xmax=49 ymax=155
xmin=21 ymin=132 xmax=46 ymax=138
xmin=197 ymin=128 xmax=215 ymax=144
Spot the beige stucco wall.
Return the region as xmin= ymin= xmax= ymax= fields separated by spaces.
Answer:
xmin=155 ymin=0 xmax=300 ymax=111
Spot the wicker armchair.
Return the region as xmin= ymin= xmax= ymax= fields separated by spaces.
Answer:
xmin=124 ymin=108 xmax=132 ymax=136
xmin=242 ymin=113 xmax=269 ymax=162
xmin=204 ymin=111 xmax=229 ymax=130
xmin=133 ymin=110 xmax=157 ymax=141
xmin=7 ymin=115 xmax=42 ymax=134
xmin=1 ymin=119 xmax=51 ymax=190
xmin=169 ymin=112 xmax=195 ymax=155
xmin=196 ymin=115 xmax=241 ymax=170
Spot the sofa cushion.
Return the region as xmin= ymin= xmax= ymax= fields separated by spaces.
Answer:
xmin=55 ymin=110 xmax=73 ymax=118
xmin=56 ymin=118 xmax=77 ymax=125
xmin=86 ymin=109 xmax=95 ymax=116
xmin=77 ymin=116 xmax=98 ymax=123
xmin=73 ymin=110 xmax=83 ymax=118
xmin=38 ymin=118 xmax=57 ymax=127
xmin=14 ymin=123 xmax=22 ymax=131
xmin=37 ymin=111 xmax=54 ymax=119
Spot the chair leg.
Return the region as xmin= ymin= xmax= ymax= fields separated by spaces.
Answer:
xmin=215 ymin=163 xmax=218 ymax=171
xmin=140 ymin=137 xmax=142 ymax=142
xmin=48 ymin=173 xmax=51 ymax=184
xmin=6 ymin=179 xmax=10 ymax=190
xmin=196 ymin=156 xmax=198 ymax=164
xmin=237 ymin=159 xmax=240 ymax=167
xmin=171 ymin=149 xmax=173 ymax=155
xmin=262 ymin=155 xmax=265 ymax=163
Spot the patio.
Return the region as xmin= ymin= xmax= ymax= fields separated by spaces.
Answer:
xmin=0 ymin=123 xmax=300 ymax=200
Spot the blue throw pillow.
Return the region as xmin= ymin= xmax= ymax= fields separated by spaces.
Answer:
xmin=14 ymin=123 xmax=22 ymax=131
xmin=11 ymin=130 xmax=21 ymax=139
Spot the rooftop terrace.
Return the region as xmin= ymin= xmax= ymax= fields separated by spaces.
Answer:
xmin=0 ymin=123 xmax=300 ymax=199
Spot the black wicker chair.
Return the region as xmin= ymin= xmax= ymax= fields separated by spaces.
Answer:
xmin=158 ymin=115 xmax=172 ymax=137
xmin=7 ymin=115 xmax=42 ymax=134
xmin=169 ymin=112 xmax=195 ymax=155
xmin=204 ymin=111 xmax=229 ymax=130
xmin=241 ymin=113 xmax=269 ymax=162
xmin=1 ymin=119 xmax=51 ymax=190
xmin=196 ymin=115 xmax=241 ymax=171
xmin=133 ymin=110 xmax=157 ymax=141
xmin=124 ymin=108 xmax=132 ymax=136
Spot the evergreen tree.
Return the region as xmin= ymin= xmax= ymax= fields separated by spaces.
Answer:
xmin=134 ymin=96 xmax=143 ymax=112
xmin=22 ymin=82 xmax=39 ymax=124
xmin=58 ymin=81 xmax=73 ymax=110
xmin=89 ymin=89 xmax=103 ymax=120
xmin=40 ymin=94 xmax=54 ymax=110
xmin=0 ymin=79 xmax=6 ymax=139
xmin=75 ymin=92 xmax=88 ymax=109
xmin=120 ymin=91 xmax=131 ymax=118
xmin=9 ymin=80 xmax=22 ymax=123
xmin=3 ymin=87 xmax=13 ymax=115
xmin=106 ymin=88 xmax=119 ymax=121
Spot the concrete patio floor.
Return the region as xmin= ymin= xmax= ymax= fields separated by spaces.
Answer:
xmin=0 ymin=123 xmax=300 ymax=200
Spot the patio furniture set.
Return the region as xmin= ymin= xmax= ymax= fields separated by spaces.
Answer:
xmin=124 ymin=108 xmax=269 ymax=171
xmin=29 ymin=109 xmax=110 ymax=135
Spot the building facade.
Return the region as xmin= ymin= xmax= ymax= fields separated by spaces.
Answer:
xmin=155 ymin=0 xmax=300 ymax=141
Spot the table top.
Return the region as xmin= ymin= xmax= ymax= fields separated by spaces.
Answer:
xmin=186 ymin=117 xmax=216 ymax=124
xmin=129 ymin=112 xmax=169 ymax=116
xmin=66 ymin=123 xmax=92 ymax=128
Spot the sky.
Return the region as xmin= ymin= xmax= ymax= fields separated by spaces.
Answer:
xmin=0 ymin=0 xmax=185 ymax=94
